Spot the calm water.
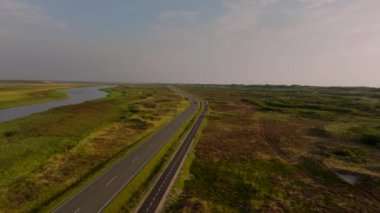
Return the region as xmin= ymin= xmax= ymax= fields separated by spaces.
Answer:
xmin=0 ymin=87 xmax=108 ymax=123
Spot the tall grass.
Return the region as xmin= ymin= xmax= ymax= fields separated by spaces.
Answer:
xmin=0 ymin=85 xmax=186 ymax=212
xmin=0 ymin=83 xmax=82 ymax=109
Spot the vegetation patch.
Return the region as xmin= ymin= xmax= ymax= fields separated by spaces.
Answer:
xmin=0 ymin=85 xmax=187 ymax=212
xmin=166 ymin=85 xmax=380 ymax=212
xmin=297 ymin=157 xmax=340 ymax=185
xmin=306 ymin=125 xmax=331 ymax=138
xmin=0 ymin=82 xmax=82 ymax=109
xmin=360 ymin=133 xmax=380 ymax=146
xmin=164 ymin=118 xmax=207 ymax=210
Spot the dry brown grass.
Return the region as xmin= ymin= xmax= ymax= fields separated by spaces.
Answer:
xmin=166 ymin=85 xmax=380 ymax=212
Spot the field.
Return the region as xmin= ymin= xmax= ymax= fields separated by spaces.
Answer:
xmin=0 ymin=81 xmax=83 ymax=109
xmin=166 ymin=85 xmax=380 ymax=212
xmin=0 ymin=84 xmax=188 ymax=212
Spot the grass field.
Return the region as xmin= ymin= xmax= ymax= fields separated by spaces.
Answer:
xmin=0 ymin=84 xmax=188 ymax=212
xmin=0 ymin=81 xmax=83 ymax=109
xmin=166 ymin=85 xmax=380 ymax=212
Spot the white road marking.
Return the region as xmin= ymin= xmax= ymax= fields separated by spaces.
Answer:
xmin=105 ymin=176 xmax=118 ymax=186
xmin=54 ymin=100 xmax=203 ymax=213
xmin=132 ymin=157 xmax=138 ymax=163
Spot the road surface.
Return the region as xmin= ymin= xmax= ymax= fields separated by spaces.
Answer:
xmin=138 ymin=100 xmax=207 ymax=213
xmin=53 ymin=95 xmax=199 ymax=213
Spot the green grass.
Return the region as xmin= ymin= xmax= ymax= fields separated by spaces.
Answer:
xmin=297 ymin=158 xmax=341 ymax=185
xmin=169 ymin=159 xmax=291 ymax=212
xmin=0 ymin=82 xmax=83 ymax=109
xmin=0 ymin=85 xmax=187 ymax=212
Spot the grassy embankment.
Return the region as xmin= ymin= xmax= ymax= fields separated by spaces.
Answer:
xmin=166 ymin=85 xmax=380 ymax=212
xmin=0 ymin=82 xmax=83 ymax=109
xmin=104 ymin=98 xmax=200 ymax=212
xmin=0 ymin=85 xmax=188 ymax=212
xmin=164 ymin=116 xmax=207 ymax=210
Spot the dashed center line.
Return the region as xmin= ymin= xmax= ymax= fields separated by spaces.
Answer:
xmin=137 ymin=101 xmax=206 ymax=213
xmin=74 ymin=208 xmax=80 ymax=213
xmin=132 ymin=157 xmax=139 ymax=163
xmin=105 ymin=176 xmax=118 ymax=186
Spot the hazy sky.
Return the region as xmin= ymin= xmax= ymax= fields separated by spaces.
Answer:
xmin=1 ymin=0 xmax=379 ymax=86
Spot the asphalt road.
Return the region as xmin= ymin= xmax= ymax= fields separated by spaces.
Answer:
xmin=138 ymin=100 xmax=207 ymax=213
xmin=53 ymin=95 xmax=199 ymax=213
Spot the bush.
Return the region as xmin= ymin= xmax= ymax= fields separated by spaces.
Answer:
xmin=306 ymin=126 xmax=331 ymax=138
xmin=360 ymin=133 xmax=380 ymax=146
xmin=298 ymin=157 xmax=340 ymax=185
xmin=3 ymin=131 xmax=17 ymax=137
xmin=332 ymin=148 xmax=367 ymax=163
xmin=127 ymin=118 xmax=151 ymax=130
xmin=129 ymin=105 xmax=139 ymax=113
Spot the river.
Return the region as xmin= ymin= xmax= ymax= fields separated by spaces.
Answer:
xmin=0 ymin=87 xmax=109 ymax=123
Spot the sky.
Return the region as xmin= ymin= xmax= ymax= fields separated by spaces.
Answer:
xmin=0 ymin=0 xmax=379 ymax=86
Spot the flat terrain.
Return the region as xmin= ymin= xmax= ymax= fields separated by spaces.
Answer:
xmin=0 ymin=82 xmax=82 ymax=109
xmin=0 ymin=84 xmax=188 ymax=212
xmin=166 ymin=85 xmax=380 ymax=212
xmin=54 ymin=94 xmax=197 ymax=213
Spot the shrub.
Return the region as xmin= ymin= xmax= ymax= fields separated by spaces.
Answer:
xmin=127 ymin=118 xmax=151 ymax=130
xmin=332 ymin=148 xmax=368 ymax=163
xmin=129 ymin=105 xmax=139 ymax=113
xmin=306 ymin=126 xmax=331 ymax=138
xmin=360 ymin=133 xmax=380 ymax=146
xmin=298 ymin=157 xmax=340 ymax=185
xmin=3 ymin=131 xmax=17 ymax=137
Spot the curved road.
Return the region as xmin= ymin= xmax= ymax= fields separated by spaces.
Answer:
xmin=53 ymin=95 xmax=199 ymax=213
